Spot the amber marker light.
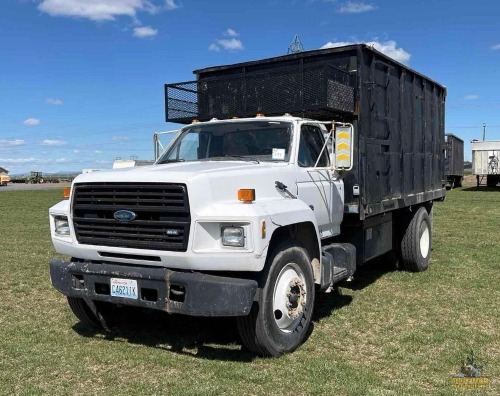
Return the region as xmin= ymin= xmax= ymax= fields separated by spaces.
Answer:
xmin=261 ymin=220 xmax=266 ymax=238
xmin=63 ymin=187 xmax=71 ymax=198
xmin=256 ymin=113 xmax=265 ymax=118
xmin=238 ymin=189 xmax=255 ymax=203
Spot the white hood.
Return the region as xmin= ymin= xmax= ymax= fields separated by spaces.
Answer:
xmin=73 ymin=161 xmax=297 ymax=207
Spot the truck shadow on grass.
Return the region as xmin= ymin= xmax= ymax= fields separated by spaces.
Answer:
xmin=72 ymin=259 xmax=394 ymax=361
xmin=460 ymin=186 xmax=499 ymax=192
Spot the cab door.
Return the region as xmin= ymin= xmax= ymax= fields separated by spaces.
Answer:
xmin=295 ymin=123 xmax=344 ymax=238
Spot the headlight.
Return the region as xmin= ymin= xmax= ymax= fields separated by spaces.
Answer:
xmin=54 ymin=216 xmax=70 ymax=236
xmin=221 ymin=226 xmax=245 ymax=247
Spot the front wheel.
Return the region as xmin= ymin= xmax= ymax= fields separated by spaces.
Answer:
xmin=237 ymin=240 xmax=315 ymax=357
xmin=67 ymin=297 xmax=114 ymax=331
xmin=67 ymin=297 xmax=101 ymax=328
xmin=399 ymin=207 xmax=432 ymax=272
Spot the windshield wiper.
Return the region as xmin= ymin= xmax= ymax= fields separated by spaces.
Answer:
xmin=225 ymin=155 xmax=260 ymax=164
xmin=161 ymin=159 xmax=185 ymax=163
xmin=207 ymin=155 xmax=260 ymax=164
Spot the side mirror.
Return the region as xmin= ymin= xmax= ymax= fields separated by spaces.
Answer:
xmin=334 ymin=124 xmax=354 ymax=171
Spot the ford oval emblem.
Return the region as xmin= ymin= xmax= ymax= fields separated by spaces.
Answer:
xmin=113 ymin=210 xmax=137 ymax=222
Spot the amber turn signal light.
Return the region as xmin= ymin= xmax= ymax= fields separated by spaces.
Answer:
xmin=63 ymin=187 xmax=71 ymax=198
xmin=238 ymin=189 xmax=255 ymax=203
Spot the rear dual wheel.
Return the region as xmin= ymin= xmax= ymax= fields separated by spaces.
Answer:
xmin=237 ymin=240 xmax=314 ymax=357
xmin=399 ymin=207 xmax=432 ymax=272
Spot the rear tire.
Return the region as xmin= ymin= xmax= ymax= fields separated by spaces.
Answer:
xmin=455 ymin=176 xmax=463 ymax=188
xmin=399 ymin=207 xmax=432 ymax=272
xmin=237 ymin=240 xmax=315 ymax=357
xmin=67 ymin=297 xmax=102 ymax=328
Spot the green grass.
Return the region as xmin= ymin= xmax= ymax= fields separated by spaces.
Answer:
xmin=0 ymin=186 xmax=498 ymax=395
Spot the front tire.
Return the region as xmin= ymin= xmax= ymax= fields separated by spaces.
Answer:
xmin=399 ymin=207 xmax=432 ymax=272
xmin=237 ymin=240 xmax=315 ymax=357
xmin=67 ymin=297 xmax=101 ymax=328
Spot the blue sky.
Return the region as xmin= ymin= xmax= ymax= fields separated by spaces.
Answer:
xmin=1 ymin=0 xmax=499 ymax=174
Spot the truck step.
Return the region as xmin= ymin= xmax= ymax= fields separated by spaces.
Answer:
xmin=333 ymin=266 xmax=348 ymax=284
xmin=318 ymin=243 xmax=356 ymax=291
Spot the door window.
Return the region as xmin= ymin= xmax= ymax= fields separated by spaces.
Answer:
xmin=298 ymin=125 xmax=330 ymax=167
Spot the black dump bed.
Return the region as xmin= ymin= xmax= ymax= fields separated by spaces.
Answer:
xmin=165 ymin=44 xmax=446 ymax=219
xmin=444 ymin=134 xmax=464 ymax=177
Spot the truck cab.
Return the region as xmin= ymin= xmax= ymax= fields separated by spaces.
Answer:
xmin=50 ymin=115 xmax=356 ymax=356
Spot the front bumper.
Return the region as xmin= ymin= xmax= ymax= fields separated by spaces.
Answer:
xmin=50 ymin=259 xmax=258 ymax=317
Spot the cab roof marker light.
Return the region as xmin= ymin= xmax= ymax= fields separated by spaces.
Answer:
xmin=256 ymin=113 xmax=265 ymax=118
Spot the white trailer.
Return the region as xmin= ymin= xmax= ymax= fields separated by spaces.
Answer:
xmin=472 ymin=140 xmax=500 ymax=187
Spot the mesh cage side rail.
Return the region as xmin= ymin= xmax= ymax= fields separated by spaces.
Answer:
xmin=165 ymin=64 xmax=356 ymax=124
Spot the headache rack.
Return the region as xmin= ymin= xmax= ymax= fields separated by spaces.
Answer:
xmin=165 ymin=49 xmax=357 ymax=124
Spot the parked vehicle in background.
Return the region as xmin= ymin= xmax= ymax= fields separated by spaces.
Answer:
xmin=444 ymin=134 xmax=464 ymax=188
xmin=472 ymin=140 xmax=500 ymax=188
xmin=112 ymin=158 xmax=155 ymax=169
xmin=48 ymin=44 xmax=446 ymax=356
xmin=0 ymin=174 xmax=10 ymax=186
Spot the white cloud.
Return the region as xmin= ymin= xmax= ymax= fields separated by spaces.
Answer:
xmin=112 ymin=136 xmax=131 ymax=141
xmin=337 ymin=1 xmax=376 ymax=13
xmin=321 ymin=40 xmax=411 ymax=64
xmin=96 ymin=160 xmax=111 ymax=164
xmin=37 ymin=0 xmax=177 ymax=22
xmin=41 ymin=139 xmax=66 ymax=146
xmin=46 ymin=98 xmax=63 ymax=105
xmin=24 ymin=118 xmax=40 ymax=126
xmin=0 ymin=157 xmax=77 ymax=164
xmin=463 ymin=95 xmax=479 ymax=100
xmin=209 ymin=30 xmax=244 ymax=52
xmin=208 ymin=43 xmax=220 ymax=52
xmin=0 ymin=139 xmax=25 ymax=147
xmin=210 ymin=38 xmax=244 ymax=52
xmin=218 ymin=38 xmax=243 ymax=50
xmin=38 ymin=0 xmax=142 ymax=21
xmin=95 ymin=150 xmax=102 ymax=154
xmin=55 ymin=158 xmax=73 ymax=163
xmin=224 ymin=28 xmax=238 ymax=37
xmin=490 ymin=44 xmax=500 ymax=50
xmin=133 ymin=26 xmax=158 ymax=38
xmin=164 ymin=0 xmax=179 ymax=11
xmin=73 ymin=149 xmax=80 ymax=153
xmin=0 ymin=158 xmax=37 ymax=164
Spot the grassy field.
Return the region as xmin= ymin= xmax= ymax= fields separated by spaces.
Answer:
xmin=0 ymin=185 xmax=498 ymax=395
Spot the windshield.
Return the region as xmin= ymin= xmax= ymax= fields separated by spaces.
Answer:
xmin=157 ymin=121 xmax=293 ymax=164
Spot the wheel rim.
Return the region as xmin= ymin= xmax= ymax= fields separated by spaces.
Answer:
xmin=419 ymin=222 xmax=430 ymax=258
xmin=272 ymin=263 xmax=307 ymax=333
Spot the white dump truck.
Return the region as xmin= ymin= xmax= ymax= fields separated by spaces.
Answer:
xmin=49 ymin=45 xmax=446 ymax=356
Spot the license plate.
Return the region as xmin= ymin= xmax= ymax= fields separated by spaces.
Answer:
xmin=110 ymin=278 xmax=138 ymax=300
